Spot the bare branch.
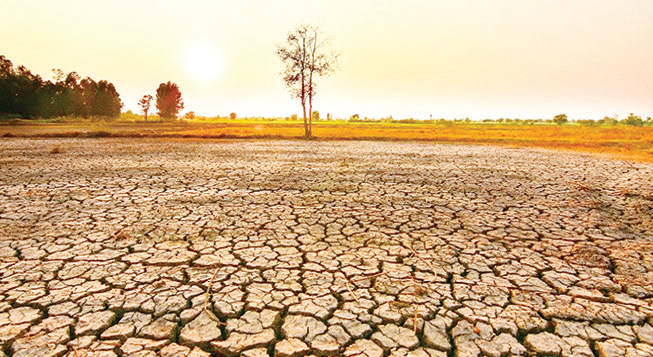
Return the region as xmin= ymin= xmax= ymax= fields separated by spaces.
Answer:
xmin=276 ymin=25 xmax=339 ymax=138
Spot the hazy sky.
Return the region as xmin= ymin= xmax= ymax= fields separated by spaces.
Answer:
xmin=2 ymin=0 xmax=652 ymax=119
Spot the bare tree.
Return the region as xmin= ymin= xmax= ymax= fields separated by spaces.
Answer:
xmin=138 ymin=94 xmax=153 ymax=122
xmin=276 ymin=25 xmax=339 ymax=138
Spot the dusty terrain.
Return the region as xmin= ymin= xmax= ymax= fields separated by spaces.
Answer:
xmin=0 ymin=138 xmax=652 ymax=357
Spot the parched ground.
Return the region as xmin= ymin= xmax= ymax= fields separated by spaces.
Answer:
xmin=0 ymin=138 xmax=652 ymax=357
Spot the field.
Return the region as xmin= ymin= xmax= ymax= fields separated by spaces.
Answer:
xmin=1 ymin=138 xmax=652 ymax=356
xmin=2 ymin=120 xmax=653 ymax=162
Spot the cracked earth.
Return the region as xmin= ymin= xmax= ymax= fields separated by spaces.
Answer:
xmin=0 ymin=138 xmax=652 ymax=357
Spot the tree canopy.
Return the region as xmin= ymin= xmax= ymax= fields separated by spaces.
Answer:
xmin=155 ymin=81 xmax=184 ymax=120
xmin=0 ymin=55 xmax=122 ymax=119
xmin=553 ymin=113 xmax=568 ymax=125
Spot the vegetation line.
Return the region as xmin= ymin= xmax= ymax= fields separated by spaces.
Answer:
xmin=1 ymin=120 xmax=652 ymax=162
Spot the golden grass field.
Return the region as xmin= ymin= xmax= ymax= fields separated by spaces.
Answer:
xmin=2 ymin=121 xmax=652 ymax=162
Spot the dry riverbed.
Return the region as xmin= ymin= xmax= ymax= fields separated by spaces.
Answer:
xmin=0 ymin=138 xmax=652 ymax=356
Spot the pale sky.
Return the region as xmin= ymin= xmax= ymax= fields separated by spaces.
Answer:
xmin=2 ymin=0 xmax=652 ymax=120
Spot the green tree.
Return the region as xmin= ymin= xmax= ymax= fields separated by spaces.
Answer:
xmin=276 ymin=25 xmax=339 ymax=138
xmin=155 ymin=81 xmax=184 ymax=120
xmin=0 ymin=56 xmax=121 ymax=120
xmin=91 ymin=80 xmax=121 ymax=118
xmin=0 ymin=63 xmax=44 ymax=118
xmin=553 ymin=113 xmax=568 ymax=125
xmin=18 ymin=67 xmax=44 ymax=118
xmin=0 ymin=56 xmax=17 ymax=117
xmin=598 ymin=116 xmax=618 ymax=126
xmin=53 ymin=72 xmax=83 ymax=117
xmin=311 ymin=110 xmax=320 ymax=121
xmin=622 ymin=113 xmax=643 ymax=126
xmin=577 ymin=119 xmax=597 ymax=126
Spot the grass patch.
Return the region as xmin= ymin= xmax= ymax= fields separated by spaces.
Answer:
xmin=1 ymin=121 xmax=652 ymax=162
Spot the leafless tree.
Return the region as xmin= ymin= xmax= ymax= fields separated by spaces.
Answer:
xmin=276 ymin=25 xmax=339 ymax=138
xmin=138 ymin=94 xmax=153 ymax=122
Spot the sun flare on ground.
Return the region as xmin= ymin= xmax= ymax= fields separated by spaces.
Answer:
xmin=182 ymin=42 xmax=223 ymax=84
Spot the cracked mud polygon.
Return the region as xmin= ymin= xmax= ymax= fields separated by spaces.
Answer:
xmin=1 ymin=138 xmax=652 ymax=357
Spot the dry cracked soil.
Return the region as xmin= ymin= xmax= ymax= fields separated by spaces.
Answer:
xmin=0 ymin=138 xmax=652 ymax=357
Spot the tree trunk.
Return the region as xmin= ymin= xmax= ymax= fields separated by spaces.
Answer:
xmin=308 ymin=65 xmax=313 ymax=138
xmin=302 ymin=100 xmax=308 ymax=138
xmin=308 ymin=92 xmax=313 ymax=138
xmin=307 ymin=30 xmax=317 ymax=139
xmin=301 ymin=36 xmax=308 ymax=138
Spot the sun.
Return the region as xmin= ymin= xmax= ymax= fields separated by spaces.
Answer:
xmin=182 ymin=42 xmax=223 ymax=83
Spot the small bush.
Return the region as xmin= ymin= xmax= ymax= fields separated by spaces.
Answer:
xmin=577 ymin=119 xmax=597 ymax=126
xmin=597 ymin=116 xmax=617 ymax=126
xmin=553 ymin=114 xmax=568 ymax=125
xmin=87 ymin=131 xmax=112 ymax=138
xmin=621 ymin=113 xmax=643 ymax=126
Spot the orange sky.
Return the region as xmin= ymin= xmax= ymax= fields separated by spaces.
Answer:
xmin=2 ymin=0 xmax=652 ymax=120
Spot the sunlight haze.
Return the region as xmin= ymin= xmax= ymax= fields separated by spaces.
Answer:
xmin=2 ymin=0 xmax=652 ymax=119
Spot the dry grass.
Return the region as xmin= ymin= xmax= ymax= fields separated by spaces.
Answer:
xmin=50 ymin=146 xmax=63 ymax=154
xmin=2 ymin=121 xmax=652 ymax=162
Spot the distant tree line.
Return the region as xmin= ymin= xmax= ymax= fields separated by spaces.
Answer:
xmin=0 ymin=55 xmax=122 ymax=119
xmin=342 ymin=114 xmax=652 ymax=126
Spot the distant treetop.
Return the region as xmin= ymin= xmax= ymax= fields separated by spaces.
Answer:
xmin=155 ymin=81 xmax=184 ymax=120
xmin=0 ymin=55 xmax=122 ymax=119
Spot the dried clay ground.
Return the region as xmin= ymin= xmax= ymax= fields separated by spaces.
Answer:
xmin=0 ymin=138 xmax=652 ymax=357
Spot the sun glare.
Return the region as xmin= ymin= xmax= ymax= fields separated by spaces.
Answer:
xmin=183 ymin=42 xmax=223 ymax=83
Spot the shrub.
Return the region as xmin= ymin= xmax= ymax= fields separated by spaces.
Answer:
xmin=87 ymin=131 xmax=112 ymax=138
xmin=577 ymin=119 xmax=597 ymax=126
xmin=621 ymin=113 xmax=643 ymax=126
xmin=553 ymin=114 xmax=568 ymax=125
xmin=598 ymin=116 xmax=618 ymax=126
